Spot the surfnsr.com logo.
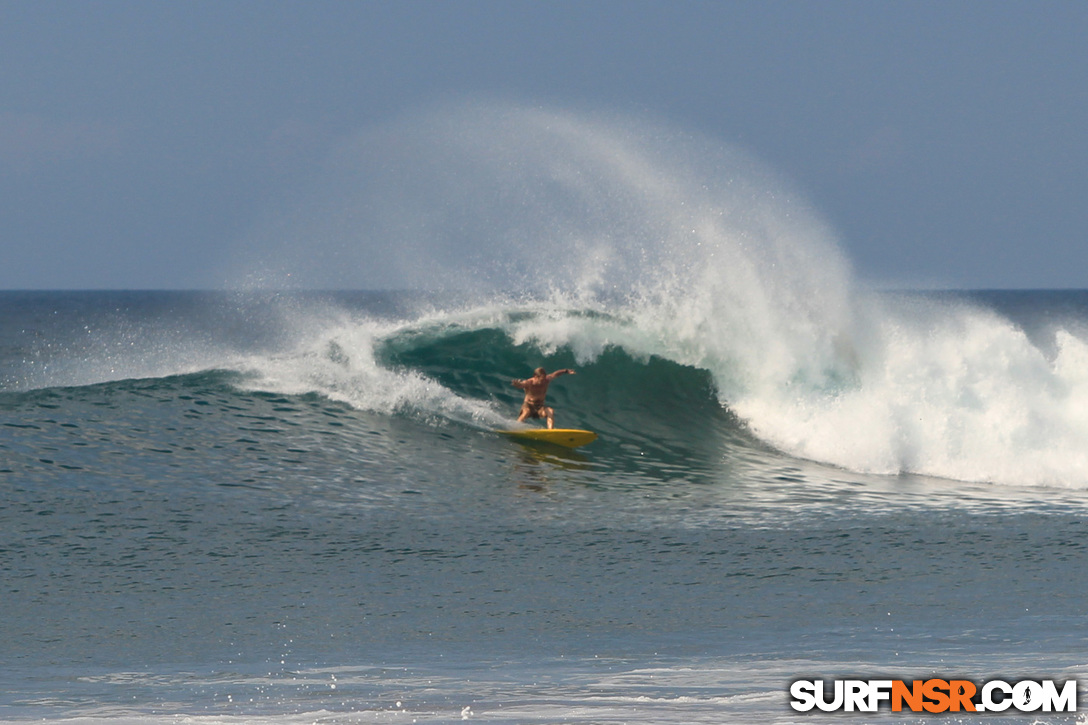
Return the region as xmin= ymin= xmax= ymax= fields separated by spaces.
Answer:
xmin=789 ymin=678 xmax=1077 ymax=713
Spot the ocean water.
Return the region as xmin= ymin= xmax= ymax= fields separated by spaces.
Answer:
xmin=5 ymin=104 xmax=1088 ymax=723
xmin=3 ymin=288 xmax=1088 ymax=725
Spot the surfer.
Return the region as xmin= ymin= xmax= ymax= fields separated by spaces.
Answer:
xmin=511 ymin=367 xmax=575 ymax=429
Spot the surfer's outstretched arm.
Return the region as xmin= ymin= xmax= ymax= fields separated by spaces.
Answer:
xmin=547 ymin=368 xmax=575 ymax=381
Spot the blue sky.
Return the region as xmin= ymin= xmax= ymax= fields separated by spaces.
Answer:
xmin=2 ymin=1 xmax=1086 ymax=289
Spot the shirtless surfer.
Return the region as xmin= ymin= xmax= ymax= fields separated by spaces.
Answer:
xmin=511 ymin=367 xmax=575 ymax=429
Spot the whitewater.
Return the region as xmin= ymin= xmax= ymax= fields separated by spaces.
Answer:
xmin=3 ymin=104 xmax=1088 ymax=724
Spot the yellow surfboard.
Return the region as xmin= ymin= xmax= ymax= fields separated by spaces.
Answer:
xmin=497 ymin=428 xmax=598 ymax=448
